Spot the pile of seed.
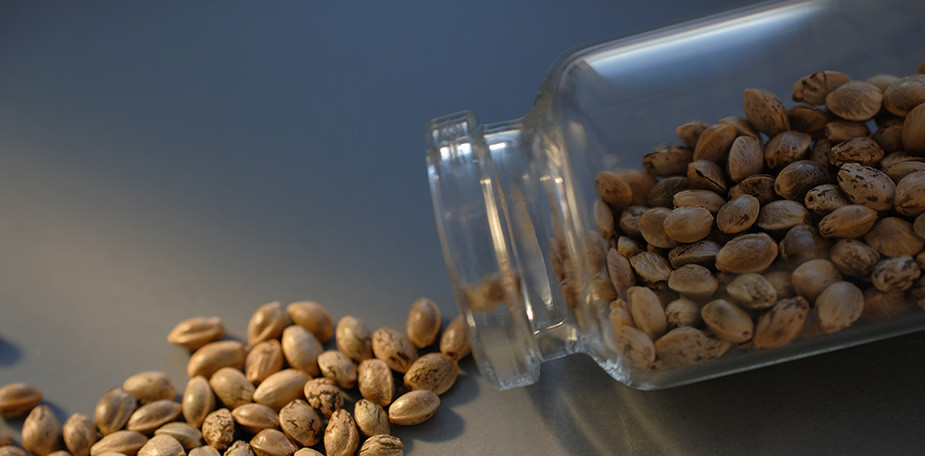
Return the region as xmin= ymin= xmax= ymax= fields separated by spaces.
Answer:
xmin=588 ymin=65 xmax=925 ymax=369
xmin=0 ymin=299 xmax=470 ymax=456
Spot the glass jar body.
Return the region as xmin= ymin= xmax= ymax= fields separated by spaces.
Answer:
xmin=426 ymin=0 xmax=925 ymax=390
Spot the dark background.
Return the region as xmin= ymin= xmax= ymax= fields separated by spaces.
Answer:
xmin=3 ymin=1 xmax=925 ymax=454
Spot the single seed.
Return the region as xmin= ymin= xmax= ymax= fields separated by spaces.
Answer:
xmin=137 ymin=435 xmax=184 ymax=456
xmin=231 ymin=403 xmax=279 ymax=435
xmin=245 ymin=339 xmax=284 ymax=385
xmin=95 ymin=388 xmax=138 ymax=436
xmin=181 ymin=377 xmax=215 ymax=430
xmin=438 ymin=315 xmax=470 ymax=362
xmin=335 ymin=316 xmax=373 ymax=362
xmin=281 ymin=325 xmax=323 ymax=377
xmin=166 ymin=317 xmax=225 ymax=351
xmin=277 ymin=399 xmax=322 ymax=448
xmin=286 ymin=301 xmax=334 ymax=343
xmin=387 ymin=390 xmax=440 ymax=426
xmin=317 ymin=350 xmax=358 ymax=390
xmin=252 ymin=369 xmax=309 ymax=411
xmin=405 ymin=297 xmax=442 ymax=349
xmin=123 ymin=371 xmax=176 ymax=405
xmin=249 ymin=429 xmax=296 ymax=456
xmin=208 ymin=368 xmax=255 ymax=409
xmin=358 ymin=359 xmax=395 ymax=407
xmin=0 ymin=383 xmax=43 ymax=418
xmin=353 ymin=400 xmax=390 ymax=438
xmin=187 ymin=340 xmax=247 ymax=379
xmin=358 ymin=435 xmax=403 ymax=456
xmin=815 ymin=282 xmax=864 ymax=333
xmin=248 ymin=302 xmax=291 ymax=347
xmin=403 ymin=353 xmax=458 ymax=395
xmin=22 ymin=404 xmax=62 ymax=456
xmin=323 ymin=410 xmax=359 ymax=456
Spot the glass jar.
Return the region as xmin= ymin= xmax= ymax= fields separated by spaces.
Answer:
xmin=425 ymin=0 xmax=925 ymax=390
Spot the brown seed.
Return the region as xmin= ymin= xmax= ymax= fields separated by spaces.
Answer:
xmin=224 ymin=441 xmax=255 ymax=456
xmin=595 ymin=171 xmax=632 ymax=208
xmin=642 ymin=144 xmax=693 ymax=177
xmin=663 ymin=206 xmax=714 ymax=244
xmin=676 ymin=121 xmax=710 ymax=148
xmin=792 ymin=71 xmax=851 ymax=105
xmin=752 ymin=297 xmax=809 ymax=348
xmin=627 ymin=286 xmax=667 ymax=340
xmin=0 ymin=447 xmax=29 ymax=456
xmin=303 ymin=379 xmax=344 ymax=418
xmin=292 ymin=450 xmax=322 ymax=456
xmin=787 ymin=104 xmax=830 ymax=137
xmin=871 ymin=256 xmax=921 ymax=292
xmin=617 ymin=326 xmax=656 ymax=370
xmin=916 ymin=213 xmax=925 ymax=240
xmin=718 ymin=116 xmax=761 ymax=139
xmin=765 ymin=131 xmax=811 ymax=170
xmin=829 ymin=238 xmax=880 ymax=277
xmin=654 ymin=327 xmax=731 ymax=368
xmin=137 ymin=435 xmax=183 ymax=456
xmin=249 ymin=429 xmax=296 ymax=456
xmin=775 ymin=160 xmax=829 ymax=201
xmin=403 ymin=353 xmax=458 ymax=395
xmin=618 ymin=169 xmax=658 ymax=207
xmin=252 ymin=369 xmax=308 ymax=411
xmin=862 ymin=288 xmax=911 ymax=322
xmin=387 ymin=391 xmax=439 ymax=426
xmin=756 ymin=200 xmax=809 ymax=233
xmin=864 ymin=217 xmax=924 ymax=257
xmin=189 ymin=446 xmax=221 ymax=456
xmin=593 ymin=200 xmax=615 ymax=239
xmin=231 ymin=403 xmax=279 ymax=435
xmin=825 ymin=80 xmax=883 ymax=121
xmin=701 ymin=299 xmax=753 ymax=343
xmin=245 ymin=340 xmax=284 ymax=385
xmin=187 ymin=340 xmax=247 ymax=379
xmin=873 ymin=121 xmax=905 ymax=153
xmin=808 ymin=139 xmax=835 ymax=174
xmin=882 ymin=74 xmax=925 ymax=116
xmin=764 ymin=271 xmax=795 ymax=299
xmin=125 ymin=400 xmax=181 ymax=435
xmin=123 ymin=371 xmax=176 ymax=405
xmin=726 ymin=273 xmax=778 ymax=310
xmin=286 ymin=301 xmax=334 ymax=343
xmin=825 ymin=120 xmax=870 ymax=142
xmin=687 ymin=159 xmax=727 ymax=193
xmin=672 ymin=189 xmax=726 ymax=214
xmin=606 ymin=248 xmax=636 ymax=299
xmin=0 ymin=383 xmax=43 ymax=417
xmin=646 ymin=176 xmax=690 ymax=208
xmin=882 ymin=160 xmax=925 ymax=184
xmin=714 ymin=195 xmax=759 ymax=234
xmin=405 ymin=297 xmax=442 ymax=349
xmin=281 ymin=325 xmax=323 ymax=376
xmin=317 ymin=351 xmax=358 ymax=390
xmin=818 ymin=204 xmax=878 ymax=239
xmin=353 ymin=400 xmax=390 ymax=438
xmin=247 ymin=302 xmax=291 ymax=347
xmin=726 ymin=136 xmax=765 ymax=183
xmin=791 ymin=259 xmax=842 ymax=303
xmin=728 ymin=174 xmax=778 ymax=205
xmin=63 ymin=414 xmax=97 ymax=456
xmin=153 ymin=422 xmax=202 ymax=451
xmin=371 ymin=328 xmax=418 ymax=374
xmin=779 ymin=224 xmax=831 ymax=264
xmin=166 ymin=317 xmax=225 ymax=351
xmin=867 ymin=74 xmax=900 ymax=91
xmin=815 ymin=281 xmax=864 ymax=333
xmin=665 ymin=298 xmax=701 ymax=328
xmin=201 ymin=409 xmax=234 ymax=451
xmin=804 ymin=184 xmax=848 ymax=214
xmin=668 ymin=240 xmax=721 ymax=269
xmin=23 ymin=405 xmax=62 ymax=456
xmin=277 ymin=400 xmax=322 ymax=448
xmin=438 ymin=315 xmax=470 ymax=362
xmin=181 ymin=377 xmax=214 ymax=430
xmin=323 ymin=410 xmax=358 ymax=456
xmin=335 ymin=316 xmax=373 ymax=362
xmin=629 ymin=251 xmax=672 ymax=285
xmin=357 ymin=359 xmax=395 ymax=408
xmin=667 ymin=264 xmax=718 ymax=297
xmin=0 ymin=427 xmax=10 ymax=447
xmin=829 ymin=138 xmax=884 ymax=167
xmin=358 ymin=435 xmax=403 ymax=456
xmin=90 ymin=431 xmax=148 ymax=456
xmin=95 ymin=388 xmax=138 ymax=436
xmin=693 ymin=123 xmax=737 ymax=162
xmin=209 ymin=368 xmax=254 ymax=409
xmin=715 ymin=233 xmax=778 ymax=274
xmin=744 ymin=88 xmax=790 ymax=136
xmin=638 ymin=207 xmax=676 ymax=248
xmin=903 ymin=104 xmax=925 ymax=153
xmin=895 ymin=170 xmax=925 ymax=216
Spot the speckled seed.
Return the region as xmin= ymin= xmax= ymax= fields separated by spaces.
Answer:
xmin=701 ymin=299 xmax=753 ymax=343
xmin=826 ymin=120 xmax=870 ymax=142
xmin=825 ymin=80 xmax=883 ymax=121
xmin=663 ymin=206 xmax=714 ymax=243
xmin=277 ymin=400 xmax=322 ymax=448
xmin=903 ymin=104 xmax=925 ymax=153
xmin=677 ymin=121 xmax=710 ymax=148
xmin=358 ymin=435 xmax=403 ymax=456
xmin=791 ymin=259 xmax=842 ymax=303
xmin=317 ymin=350 xmax=357 ymax=390
xmin=629 ymin=252 xmax=672 ymax=285
xmin=0 ymin=382 xmax=43 ymax=417
xmin=725 ymin=273 xmax=777 ymax=310
xmin=654 ymin=327 xmax=732 ymax=368
xmin=829 ymin=239 xmax=880 ymax=277
xmin=642 ymin=144 xmax=693 ymax=177
xmin=245 ymin=340 xmax=284 ymax=385
xmin=765 ymin=131 xmax=811 ymax=170
xmin=593 ymin=200 xmax=615 ymax=239
xmin=687 ymin=159 xmax=727 ymax=193
xmin=829 ymin=137 xmax=884 ymax=167
xmin=223 ymin=441 xmax=255 ymax=456
xmin=153 ymin=423 xmax=201 ymax=451
xmin=252 ymin=369 xmax=309 ymax=411
xmin=872 ymin=256 xmax=921 ymax=292
xmin=181 ymin=377 xmax=214 ymax=430
xmin=405 ymin=298 xmax=442 ymax=349
xmin=617 ymin=326 xmax=656 ymax=370
xmin=166 ymin=317 xmax=225 ymax=351
xmin=627 ymin=286 xmax=667 ymax=340
xmin=727 ymin=136 xmax=765 ymax=183
xmin=126 ymin=400 xmax=182 ymax=435
xmin=439 ymin=315 xmax=471 ymax=362
xmin=247 ymin=302 xmax=291 ymax=347
xmin=335 ymin=316 xmax=373 ymax=362
xmin=281 ymin=325 xmax=323 ymax=376
xmin=323 ymin=411 xmax=359 ymax=456
xmin=837 ymin=162 xmax=896 ymax=211
xmin=756 ymin=200 xmax=809 ymax=233
xmin=883 ymin=160 xmax=925 ymax=183
xmin=646 ymin=176 xmax=691 ymax=208
xmin=201 ymin=409 xmax=234 ymax=451
xmin=753 ymin=297 xmax=809 ymax=348
xmin=804 ymin=184 xmax=848 ymax=213
xmin=353 ymin=400 xmax=390 ymax=438
xmin=787 ymin=104 xmax=829 ymax=136
xmin=286 ymin=301 xmax=334 ymax=343
xmin=667 ymin=264 xmax=718 ymax=297
xmin=209 ymin=368 xmax=254 ymax=409
xmin=775 ymin=160 xmax=829 ymax=201
xmin=744 ymin=88 xmax=790 ymax=136
xmin=596 ymin=171 xmax=633 ymax=208
xmin=303 ymin=379 xmax=344 ymax=418
xmin=388 ymin=390 xmax=440 ymax=426
xmin=672 ymin=189 xmax=726 ymax=214
xmin=90 ymin=431 xmax=148 ymax=456
xmin=815 ymin=282 xmax=864 ymax=333
xmin=231 ymin=403 xmax=279 ymax=435
xmin=665 ymin=298 xmax=701 ymax=327
xmin=792 ymin=71 xmax=851 ymax=105
xmin=638 ymin=207 xmax=676 ymax=248
xmin=862 ymin=288 xmax=911 ymax=322
xmin=22 ymin=405 xmax=62 ymax=456
xmin=715 ymin=233 xmax=778 ymax=274
xmin=63 ymin=414 xmax=97 ymax=456
xmin=358 ymin=359 xmax=395 ymax=407
xmin=371 ymin=327 xmax=418 ymax=374
xmin=817 ymin=205 xmax=878 ymax=239
xmin=895 ymin=171 xmax=925 ymax=216
xmin=249 ymin=429 xmax=296 ymax=456
xmin=403 ymin=353 xmax=458 ymax=395
xmin=864 ymin=217 xmax=924 ymax=258
xmin=189 ymin=446 xmax=220 ymax=456
xmin=606 ymin=248 xmax=636 ymax=299
xmin=728 ymin=174 xmax=778 ymax=205
xmin=779 ymin=224 xmax=831 ymax=264
xmin=95 ymin=388 xmax=138 ymax=435
xmin=883 ymin=74 xmax=925 ymax=116
xmin=668 ymin=240 xmax=721 ymax=269
xmin=693 ymin=123 xmax=737 ymax=162
xmin=187 ymin=340 xmax=247 ymax=379
xmin=123 ymin=372 xmax=176 ymax=405
xmin=136 ymin=435 xmax=184 ymax=456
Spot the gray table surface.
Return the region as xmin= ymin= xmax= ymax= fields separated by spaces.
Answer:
xmin=3 ymin=1 xmax=925 ymax=455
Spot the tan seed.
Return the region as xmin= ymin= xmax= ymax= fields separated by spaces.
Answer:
xmin=595 ymin=171 xmax=632 ymax=208
xmin=701 ymin=299 xmax=753 ymax=343
xmin=187 ymin=340 xmax=247 ymax=379
xmin=665 ymin=298 xmax=701 ymax=327
xmin=277 ymin=400 xmax=322 ymax=447
xmin=166 ymin=317 xmax=225 ymax=351
xmin=123 ymin=371 xmax=176 ymax=405
xmin=646 ymin=176 xmax=690 ymax=208
xmin=756 ymin=200 xmax=809 ymax=233
xmin=837 ymin=162 xmax=896 ymax=211
xmin=817 ymin=205 xmax=878 ymax=239
xmin=357 ymin=359 xmax=395 ymax=407
xmin=726 ymin=273 xmax=777 ymax=310
xmin=825 ymin=80 xmax=883 ymax=121
xmin=672 ymin=189 xmax=726 ymax=214
xmin=302 ymin=378 xmax=344 ymax=418
xmin=668 ymin=240 xmax=721 ymax=269
xmin=687 ymin=159 xmax=727 ymax=194
xmin=862 ymin=288 xmax=911 ymax=322
xmin=0 ymin=382 xmax=43 ymax=417
xmin=864 ymin=217 xmax=924 ymax=257
xmin=883 ymin=74 xmax=925 ymax=116
xmin=323 ymin=410 xmax=359 ymax=456
xmin=715 ymin=233 xmax=778 ymax=273
xmin=825 ymin=120 xmax=870 ymax=142
xmin=874 ymin=121 xmax=906 ymax=153
xmin=90 ymin=431 xmax=148 ymax=456
xmin=244 ymin=340 xmax=284 ymax=385
xmin=335 ymin=316 xmax=373 ymax=362
xmin=903 ymin=103 xmax=925 ymax=153
xmin=753 ymin=297 xmax=809 ymax=348
xmin=153 ymin=423 xmax=201 ymax=451
xmin=201 ymin=409 xmax=234 ymax=451
xmin=728 ymin=174 xmax=778 ymax=205
xmin=779 ymin=224 xmax=831 ymax=265
xmin=292 ymin=450 xmax=322 ymax=456
xmin=388 ymin=390 xmax=439 ymax=426
xmin=23 ymin=404 xmax=62 ymax=456
xmin=358 ymin=435 xmax=403 ymax=456
xmin=136 ymin=435 xmax=184 ymax=456
xmin=231 ymin=403 xmax=279 ymax=435
xmin=743 ymin=88 xmax=790 ymax=136
xmin=249 ymin=429 xmax=296 ymax=456
xmin=642 ymin=144 xmax=693 ymax=177
xmin=617 ymin=326 xmax=656 ymax=370
xmin=653 ymin=327 xmax=731 ymax=368
xmin=627 ymin=286 xmax=667 ymax=340
xmin=871 ymin=256 xmax=921 ymax=292
xmin=223 ymin=441 xmax=254 ymax=456
xmin=438 ymin=315 xmax=470 ymax=362
xmin=252 ymin=369 xmax=309 ymax=411
xmin=787 ymin=104 xmax=829 ymax=137
xmin=829 ymin=238 xmax=880 ymax=277
xmin=868 ymin=74 xmax=900 ymax=91
xmin=765 ymin=131 xmax=811 ymax=170
xmin=693 ymin=123 xmax=737 ymax=162
xmin=281 ymin=325 xmax=323 ymax=376
xmin=247 ymin=302 xmax=291 ymax=347
xmin=95 ymin=388 xmax=138 ymax=436
xmin=815 ymin=282 xmax=864 ymax=333
xmin=189 ymin=446 xmax=220 ymax=456
xmin=792 ymin=71 xmax=851 ymax=105
xmin=618 ymin=169 xmax=658 ymax=207
xmin=208 ymin=368 xmax=254 ymax=409
xmin=125 ymin=400 xmax=181 ymax=435
xmin=804 ymin=184 xmax=848 ymax=214
xmin=593 ymin=200 xmax=615 ymax=239
xmin=0 ymin=446 xmax=29 ymax=456
xmin=403 ymin=353 xmax=458 ymax=395
xmin=606 ymin=248 xmax=636 ymax=300
xmin=667 ymin=264 xmax=718 ymax=298
xmin=371 ymin=328 xmax=418 ymax=374
xmin=663 ymin=206 xmax=714 ymax=244
xmin=764 ymin=271 xmax=796 ymax=299
xmin=775 ymin=160 xmax=829 ymax=201
xmin=286 ymin=301 xmax=334 ymax=343
xmin=353 ymin=400 xmax=390 ymax=438
xmin=829 ymin=137 xmax=884 ymax=167
xmin=895 ymin=170 xmax=925 ymax=216
xmin=181 ymin=377 xmax=214 ymax=430
xmin=63 ymin=413 xmax=97 ymax=456
xmin=791 ymin=259 xmax=842 ymax=303
xmin=726 ymin=136 xmax=765 ymax=183
xmin=676 ymin=121 xmax=710 ymax=148
xmin=317 ymin=350 xmax=358 ymax=390
xmin=629 ymin=251 xmax=672 ymax=285
xmin=638 ymin=207 xmax=676 ymax=248
xmin=405 ymin=297 xmax=442 ymax=349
